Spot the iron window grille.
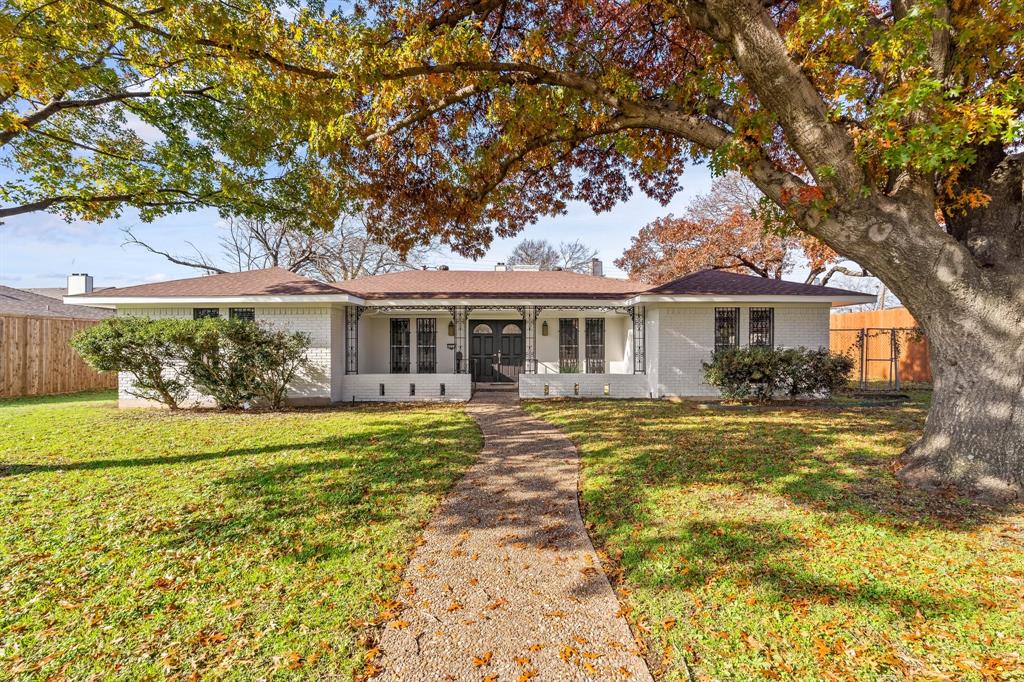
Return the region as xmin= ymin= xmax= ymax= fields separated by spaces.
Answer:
xmin=345 ymin=306 xmax=361 ymax=374
xmin=390 ymin=318 xmax=411 ymax=374
xmin=749 ymin=307 xmax=774 ymax=347
xmin=416 ymin=318 xmax=437 ymax=373
xmin=631 ymin=305 xmax=646 ymax=374
xmin=558 ymin=318 xmax=579 ymax=373
xmin=714 ymin=307 xmax=741 ymax=352
xmin=229 ymin=308 xmax=255 ymax=322
xmin=193 ymin=308 xmax=219 ymax=320
xmin=585 ymin=318 xmax=605 ymax=373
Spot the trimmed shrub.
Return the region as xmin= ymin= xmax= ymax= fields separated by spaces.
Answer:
xmin=72 ymin=316 xmax=312 ymax=410
xmin=71 ymin=317 xmax=192 ymax=409
xmin=178 ymin=318 xmax=264 ymax=409
xmin=247 ymin=327 xmax=312 ymax=409
xmin=779 ymin=347 xmax=854 ymax=399
xmin=178 ymin=318 xmax=311 ymax=409
xmin=703 ymin=346 xmax=854 ymax=402
xmin=702 ymin=346 xmax=784 ymax=402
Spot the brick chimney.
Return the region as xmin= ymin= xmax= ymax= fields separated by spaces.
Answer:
xmin=590 ymin=258 xmax=603 ymax=277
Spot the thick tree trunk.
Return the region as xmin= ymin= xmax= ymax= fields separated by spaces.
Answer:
xmin=806 ymin=157 xmax=1024 ymax=498
xmin=898 ymin=298 xmax=1024 ymax=498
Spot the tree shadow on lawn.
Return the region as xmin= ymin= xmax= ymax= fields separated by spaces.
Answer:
xmin=621 ymin=520 xmax=973 ymax=620
xmin=0 ymin=439 xmax=343 ymax=476
xmin=149 ymin=419 xmax=478 ymax=562
xmin=569 ymin=401 xmax=1015 ymax=535
xmin=543 ymin=402 xmax=1024 ymax=628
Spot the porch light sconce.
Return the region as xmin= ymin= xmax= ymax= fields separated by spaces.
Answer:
xmin=541 ymin=320 xmax=549 ymax=336
xmin=447 ymin=321 xmax=455 ymax=336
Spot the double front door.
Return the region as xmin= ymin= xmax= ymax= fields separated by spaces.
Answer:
xmin=469 ymin=320 xmax=524 ymax=383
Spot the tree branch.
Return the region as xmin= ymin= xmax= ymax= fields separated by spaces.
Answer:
xmin=121 ymin=227 xmax=227 ymax=274
xmin=0 ymin=87 xmax=214 ymax=146
xmin=0 ymin=188 xmax=218 ymax=219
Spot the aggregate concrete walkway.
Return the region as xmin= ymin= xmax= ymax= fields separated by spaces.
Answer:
xmin=376 ymin=391 xmax=653 ymax=681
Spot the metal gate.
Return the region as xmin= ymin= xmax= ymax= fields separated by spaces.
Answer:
xmin=829 ymin=326 xmax=923 ymax=390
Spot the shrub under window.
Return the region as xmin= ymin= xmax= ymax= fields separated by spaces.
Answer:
xmin=703 ymin=346 xmax=853 ymax=403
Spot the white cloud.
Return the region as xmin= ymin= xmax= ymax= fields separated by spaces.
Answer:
xmin=143 ymin=272 xmax=171 ymax=282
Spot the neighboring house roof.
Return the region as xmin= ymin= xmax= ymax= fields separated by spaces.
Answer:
xmin=0 ymin=285 xmax=114 ymax=319
xmin=25 ymin=286 xmax=113 ymax=300
xmin=67 ymin=267 xmax=341 ymax=299
xmin=65 ymin=266 xmax=875 ymax=305
xmin=644 ymin=269 xmax=864 ymax=298
xmin=340 ymin=269 xmax=642 ymax=299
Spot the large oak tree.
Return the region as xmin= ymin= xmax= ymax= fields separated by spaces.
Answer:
xmin=325 ymin=0 xmax=1023 ymax=495
xmin=9 ymin=0 xmax=1023 ymax=493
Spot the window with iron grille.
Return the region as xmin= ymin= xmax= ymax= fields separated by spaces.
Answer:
xmin=558 ymin=318 xmax=579 ymax=373
xmin=714 ymin=307 xmax=740 ymax=352
xmin=749 ymin=307 xmax=774 ymax=347
xmin=416 ymin=318 xmax=437 ymax=373
xmin=229 ymin=308 xmax=255 ymax=322
xmin=585 ymin=318 xmax=605 ymax=373
xmin=390 ymin=318 xmax=411 ymax=373
xmin=193 ymin=308 xmax=219 ymax=320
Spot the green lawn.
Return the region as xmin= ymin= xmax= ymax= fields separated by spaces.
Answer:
xmin=527 ymin=395 xmax=1024 ymax=681
xmin=0 ymin=391 xmax=480 ymax=680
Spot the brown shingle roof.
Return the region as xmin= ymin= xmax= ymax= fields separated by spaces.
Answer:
xmin=645 ymin=269 xmax=865 ymax=297
xmin=66 ymin=266 xmax=870 ymax=301
xmin=69 ymin=267 xmax=342 ymax=298
xmin=340 ymin=269 xmax=641 ymax=299
xmin=0 ymin=285 xmax=114 ymax=319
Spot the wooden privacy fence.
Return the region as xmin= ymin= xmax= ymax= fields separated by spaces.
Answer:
xmin=830 ymin=307 xmax=932 ymax=387
xmin=0 ymin=314 xmax=116 ymax=398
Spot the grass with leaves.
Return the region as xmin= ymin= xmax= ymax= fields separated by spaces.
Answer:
xmin=527 ymin=394 xmax=1024 ymax=681
xmin=0 ymin=391 xmax=480 ymax=680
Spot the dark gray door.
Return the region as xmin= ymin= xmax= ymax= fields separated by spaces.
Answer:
xmin=470 ymin=320 xmax=524 ymax=382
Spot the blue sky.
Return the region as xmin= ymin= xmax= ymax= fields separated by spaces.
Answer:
xmin=0 ymin=166 xmax=718 ymax=289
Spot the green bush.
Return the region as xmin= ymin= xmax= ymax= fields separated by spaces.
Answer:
xmin=703 ymin=346 xmax=854 ymax=402
xmin=178 ymin=318 xmax=312 ymax=409
xmin=779 ymin=347 xmax=854 ymax=399
xmin=72 ymin=316 xmax=311 ymax=410
xmin=702 ymin=346 xmax=784 ymax=402
xmin=247 ymin=326 xmax=312 ymax=409
xmin=71 ymin=317 xmax=192 ymax=409
xmin=178 ymin=318 xmax=265 ymax=409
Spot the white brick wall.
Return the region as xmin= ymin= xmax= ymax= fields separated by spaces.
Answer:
xmin=651 ymin=303 xmax=832 ymax=398
xmin=338 ymin=373 xmax=471 ymax=402
xmin=115 ymin=305 xmax=333 ymax=407
xmin=519 ymin=373 xmax=650 ymax=399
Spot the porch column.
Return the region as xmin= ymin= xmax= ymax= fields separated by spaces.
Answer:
xmin=345 ymin=304 xmax=363 ymax=374
xmin=630 ymin=304 xmax=646 ymax=374
xmin=523 ymin=305 xmax=539 ymax=373
xmin=448 ymin=306 xmax=470 ymax=373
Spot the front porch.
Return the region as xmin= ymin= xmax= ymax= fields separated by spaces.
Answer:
xmin=337 ymin=303 xmax=649 ymax=401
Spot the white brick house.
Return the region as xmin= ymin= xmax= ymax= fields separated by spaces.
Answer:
xmin=66 ymin=265 xmax=872 ymax=406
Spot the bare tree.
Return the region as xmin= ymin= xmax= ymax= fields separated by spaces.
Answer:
xmin=124 ymin=214 xmax=435 ymax=281
xmin=557 ymin=240 xmax=599 ymax=273
xmin=507 ymin=239 xmax=559 ymax=269
xmin=506 ymin=238 xmax=597 ymax=273
xmin=826 ymin=273 xmax=901 ymax=312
